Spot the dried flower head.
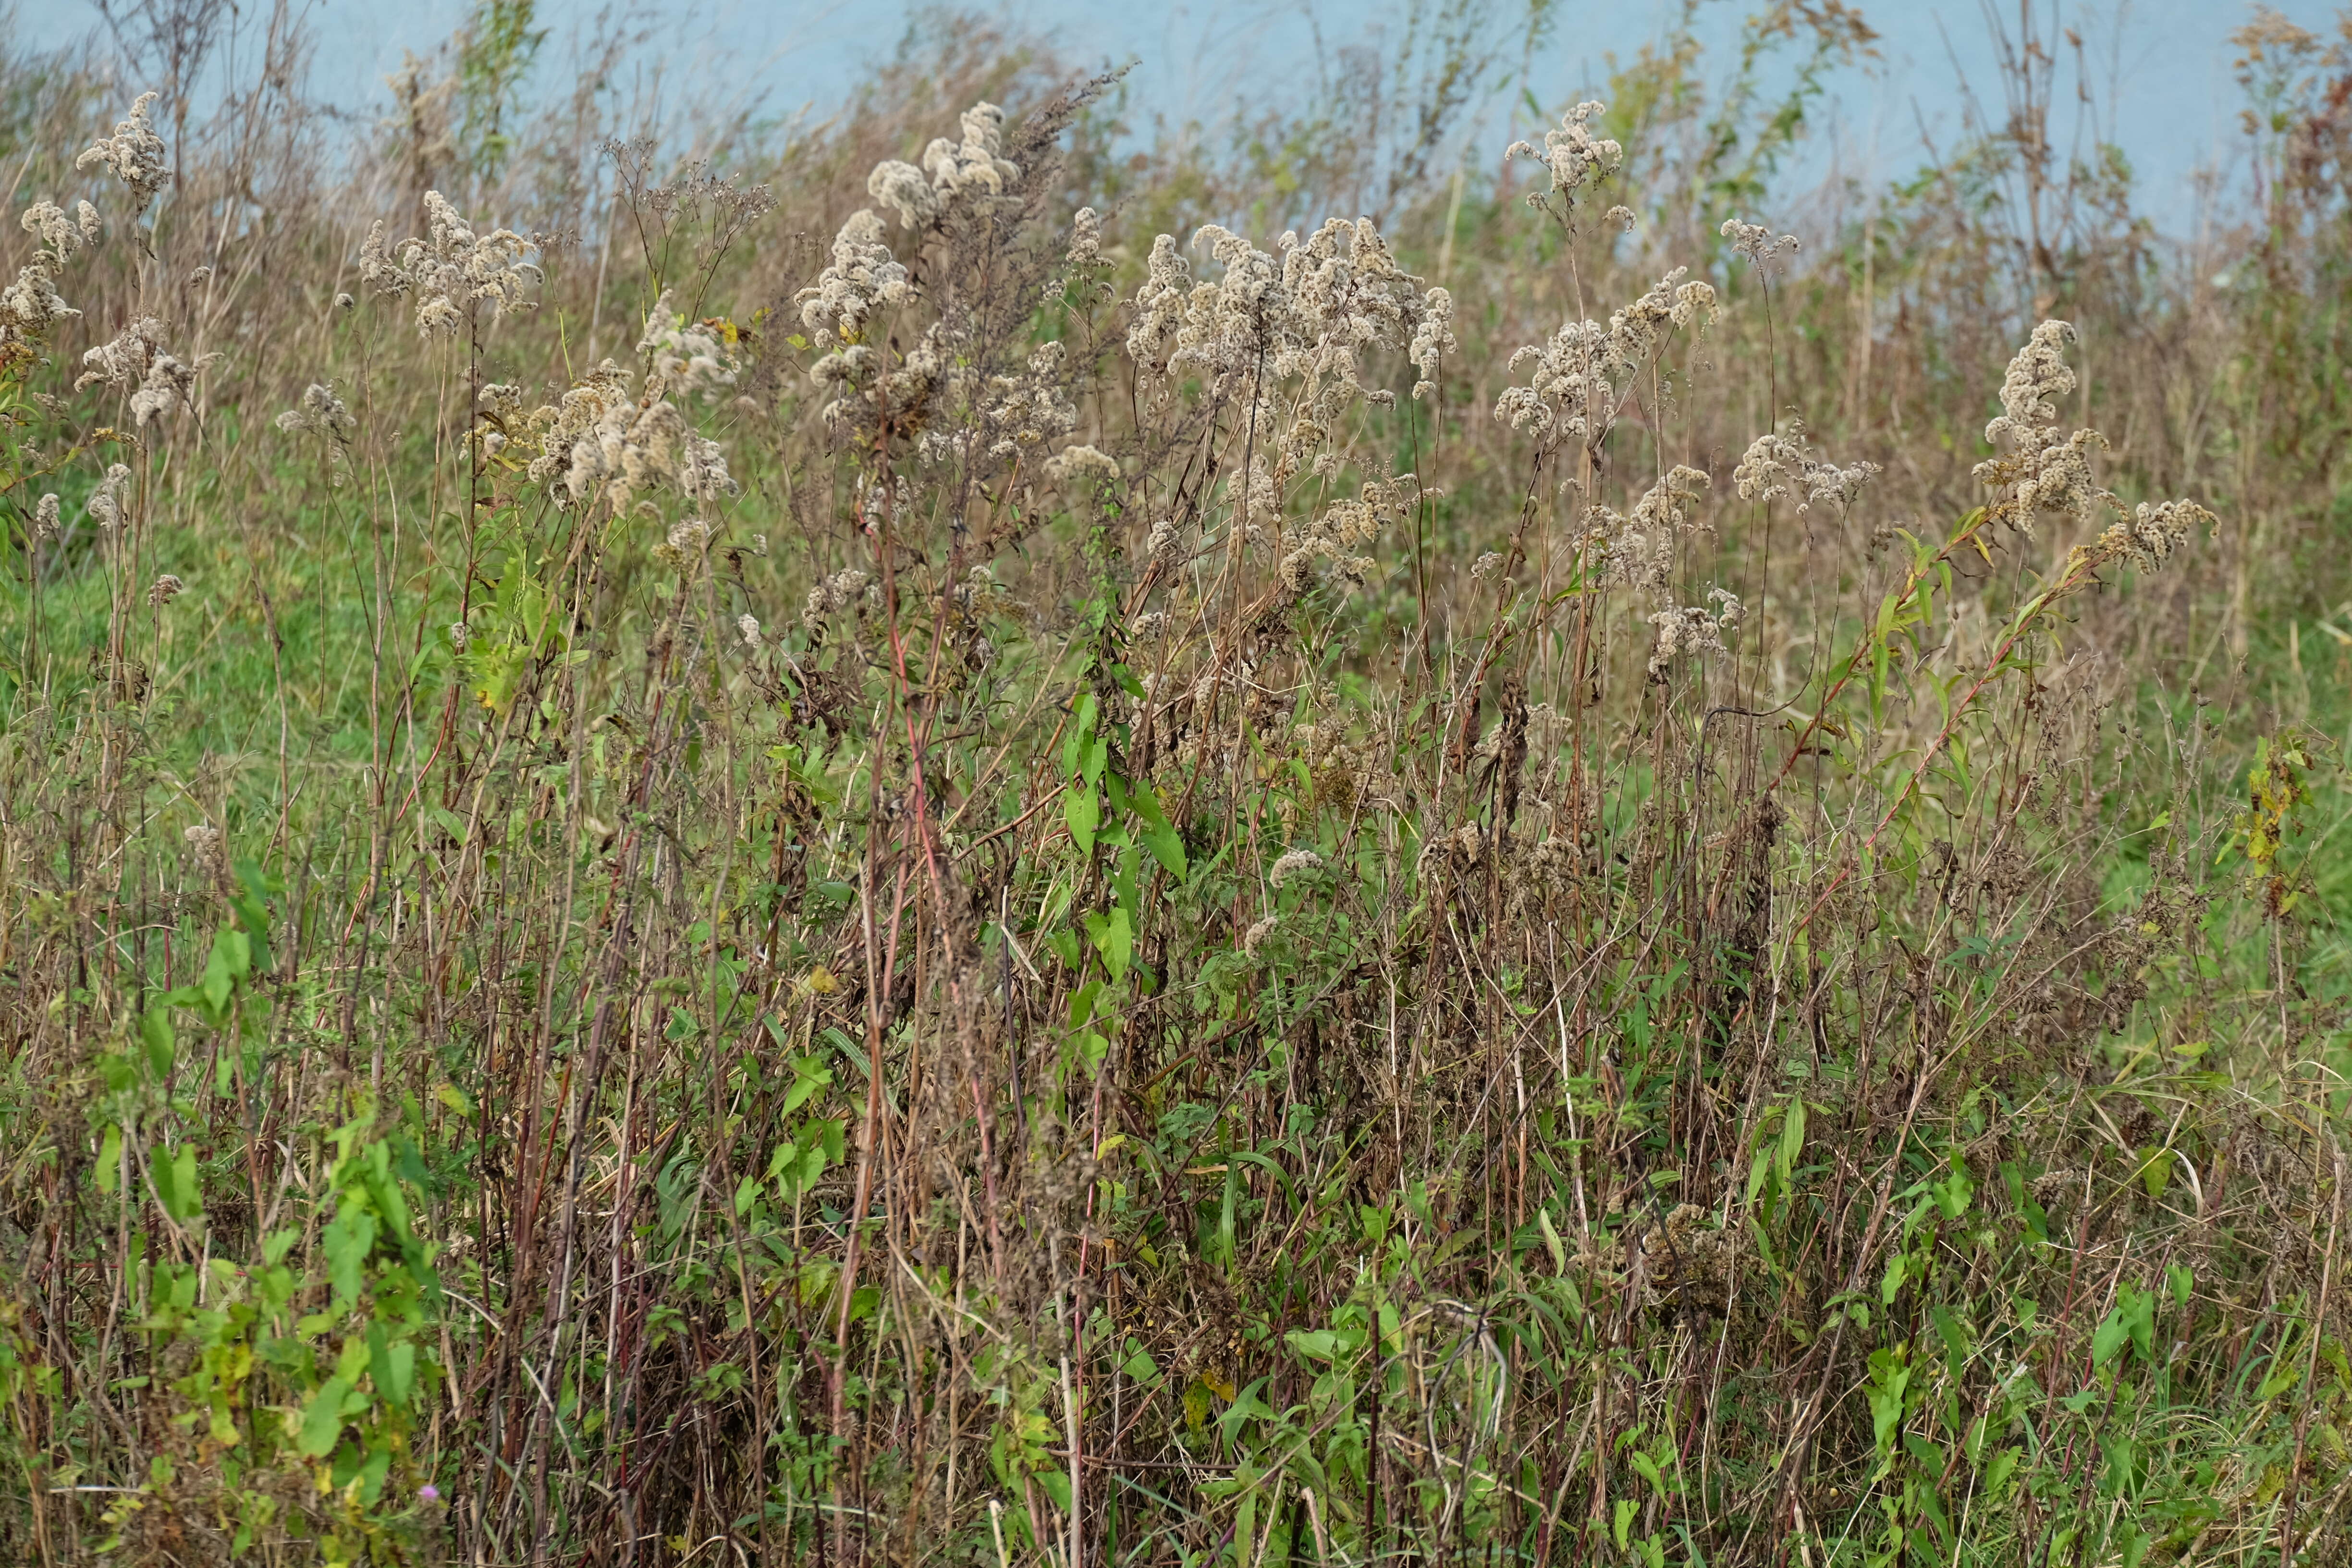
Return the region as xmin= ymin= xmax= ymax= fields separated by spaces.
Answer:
xmin=1268 ymin=848 xmax=1325 ymax=888
xmin=86 ymin=464 xmax=133 ymax=530
xmin=1732 ymin=424 xmax=1877 ymax=515
xmin=276 ymin=381 xmax=355 ymax=438
xmin=32 ymin=492 xmax=60 ymax=542
xmin=76 ymin=93 xmax=169 ymax=220
xmin=1506 ymin=101 xmax=1623 ymax=197
xmin=1044 ymin=443 xmax=1121 ymax=487
xmin=359 ymin=192 xmax=540 ymax=338
xmin=1973 ymin=322 xmax=2127 ymax=536
xmin=147 ymin=572 xmax=185 ymax=606
xmin=0 ymin=257 xmax=80 ymax=354
xmin=77 ymin=317 xmax=210 ymax=423
xmin=637 ymin=290 xmax=739 ymax=396
xmin=1243 ymin=914 xmax=1280 ymax=954
xmin=1068 ymin=205 xmax=1104 ymax=270
xmin=796 ymin=209 xmax=913 ymax=350
xmin=2098 ymin=499 xmax=2216 ymax=571
xmin=802 ymin=568 xmax=873 ymax=632
xmin=737 ymin=613 xmax=762 ymax=649
xmin=21 ymin=199 xmax=102 ymax=262
xmin=1494 ymin=270 xmax=1713 ymax=455
xmin=1647 ymin=598 xmax=1737 ymax=676
xmin=1719 ymin=219 xmax=1801 ymax=266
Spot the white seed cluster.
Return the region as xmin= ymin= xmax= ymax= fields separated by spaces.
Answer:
xmin=20 ymin=200 xmax=102 ymax=262
xmin=493 ymin=335 xmax=738 ymax=513
xmin=276 ymin=381 xmax=355 ymax=438
xmin=1127 ymin=217 xmax=1452 ymax=413
xmin=637 ymin=290 xmax=739 ymax=397
xmin=1732 ymin=424 xmax=1880 ymax=515
xmin=1646 ymin=598 xmax=1738 ymax=677
xmin=2099 ymin=499 xmax=2214 ymax=571
xmin=864 ymin=102 xmax=1021 ymax=230
xmin=802 ymin=568 xmax=874 ymax=633
xmin=1506 ymin=101 xmax=1623 ymax=197
xmin=86 ymin=463 xmax=133 ymax=531
xmin=1493 ymin=270 xmax=1715 ymax=454
xmin=76 ymin=93 xmax=169 ymax=220
xmin=1582 ymin=465 xmax=1713 ymax=591
xmin=359 ymin=192 xmax=540 ymax=339
xmin=1044 ymin=443 xmax=1121 ymax=487
xmin=78 ymin=317 xmax=209 ymax=423
xmin=1719 ymin=219 xmax=1801 ymax=266
xmin=1267 ymin=848 xmax=1325 ymax=889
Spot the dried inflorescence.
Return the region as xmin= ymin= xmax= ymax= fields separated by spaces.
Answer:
xmin=1128 ymin=218 xmax=1450 ymax=420
xmin=802 ymin=568 xmax=874 ymax=634
xmin=21 ymin=200 xmax=102 ymax=263
xmin=1267 ymin=848 xmax=1324 ymax=889
xmin=1493 ymin=270 xmax=1715 ymax=455
xmin=1646 ymin=592 xmax=1741 ymax=677
xmin=1732 ymin=423 xmax=1879 ymax=514
xmin=1975 ymin=320 xmax=2214 ymax=563
xmin=1582 ymin=464 xmax=1713 ymax=590
xmin=1972 ymin=320 xmax=2116 ymax=537
xmin=796 ymin=211 xmax=914 ymax=353
xmin=78 ymin=316 xmax=210 ymax=423
xmin=1043 ymin=443 xmax=1120 ymax=488
xmin=359 ymin=192 xmax=541 ymax=338
xmin=1507 ymin=101 xmax=1624 ymax=199
xmin=147 ymin=573 xmax=186 ymax=607
xmin=637 ymin=291 xmax=740 ymax=396
xmin=77 ymin=93 xmax=169 ymax=220
xmin=866 ymin=102 xmax=1022 ymax=231
xmin=1277 ymin=473 xmax=1421 ymax=598
xmin=2100 ymin=498 xmax=2216 ymax=570
xmin=276 ymin=381 xmax=355 ymax=439
xmin=1719 ymin=218 xmax=1801 ymax=267
xmin=496 ymin=353 xmax=737 ymax=512
xmin=86 ymin=463 xmax=134 ymax=530
xmin=0 ymin=249 xmax=79 ymax=356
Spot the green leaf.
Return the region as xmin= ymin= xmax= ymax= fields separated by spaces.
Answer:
xmin=1143 ymin=823 xmax=1187 ymax=879
xmin=778 ymin=1054 xmax=832 ymax=1116
xmin=368 ymin=1324 xmax=416 ymax=1408
xmin=1778 ymin=1099 xmax=1806 ymax=1178
xmin=1083 ymin=905 xmax=1133 ymax=981
xmin=1066 ymin=787 xmax=1100 ymax=855
xmin=1903 ymin=1433 xmax=1946 ymax=1474
xmin=142 ymin=1009 xmax=175 ymax=1081
xmin=96 ymin=1125 xmax=122 ymax=1194
xmin=295 ymin=1377 xmax=350 ymax=1457
xmin=2119 ymin=1284 xmax=2156 ymax=1362
xmin=152 ymin=1144 xmax=202 ymax=1222
xmin=2091 ymin=1307 xmax=2128 ymax=1369
xmin=323 ymin=1209 xmax=379 ymax=1304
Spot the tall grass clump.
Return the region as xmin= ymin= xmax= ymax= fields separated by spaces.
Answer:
xmin=2 ymin=3 xmax=2351 ymax=1564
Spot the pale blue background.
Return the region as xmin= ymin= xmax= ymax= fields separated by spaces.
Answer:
xmin=18 ymin=0 xmax=2334 ymax=232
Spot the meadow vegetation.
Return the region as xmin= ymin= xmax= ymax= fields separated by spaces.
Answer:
xmin=5 ymin=1 xmax=2352 ymax=1563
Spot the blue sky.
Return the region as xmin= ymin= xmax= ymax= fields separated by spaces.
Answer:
xmin=23 ymin=0 xmax=2337 ymax=233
